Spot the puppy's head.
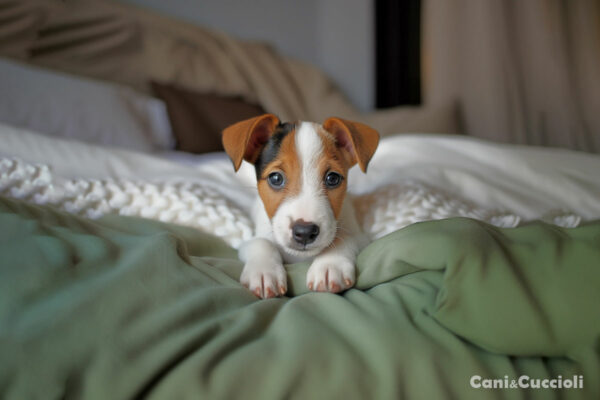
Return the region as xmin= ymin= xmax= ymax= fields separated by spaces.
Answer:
xmin=222 ymin=114 xmax=379 ymax=259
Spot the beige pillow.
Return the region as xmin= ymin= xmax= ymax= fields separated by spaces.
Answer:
xmin=362 ymin=102 xmax=462 ymax=137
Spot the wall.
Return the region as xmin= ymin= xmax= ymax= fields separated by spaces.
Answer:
xmin=120 ymin=0 xmax=374 ymax=110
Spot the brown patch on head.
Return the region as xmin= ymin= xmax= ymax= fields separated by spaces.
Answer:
xmin=315 ymin=126 xmax=351 ymax=219
xmin=256 ymin=128 xmax=302 ymax=218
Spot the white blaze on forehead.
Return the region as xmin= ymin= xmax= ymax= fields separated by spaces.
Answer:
xmin=295 ymin=122 xmax=325 ymax=198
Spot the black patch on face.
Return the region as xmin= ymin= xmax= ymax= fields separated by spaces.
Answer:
xmin=254 ymin=122 xmax=294 ymax=179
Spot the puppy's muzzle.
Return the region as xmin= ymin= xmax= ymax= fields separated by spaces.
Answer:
xmin=292 ymin=221 xmax=320 ymax=246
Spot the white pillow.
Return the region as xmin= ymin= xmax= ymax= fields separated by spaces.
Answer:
xmin=0 ymin=58 xmax=174 ymax=152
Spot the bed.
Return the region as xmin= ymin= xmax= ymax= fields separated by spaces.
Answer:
xmin=2 ymin=124 xmax=600 ymax=399
xmin=1 ymin=1 xmax=600 ymax=399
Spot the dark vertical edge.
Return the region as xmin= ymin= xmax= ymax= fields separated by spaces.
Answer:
xmin=375 ymin=0 xmax=421 ymax=108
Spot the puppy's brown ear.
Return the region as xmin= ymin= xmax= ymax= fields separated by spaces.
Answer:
xmin=323 ymin=117 xmax=379 ymax=172
xmin=222 ymin=114 xmax=280 ymax=171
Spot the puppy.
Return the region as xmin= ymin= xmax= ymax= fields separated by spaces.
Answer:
xmin=222 ymin=114 xmax=379 ymax=298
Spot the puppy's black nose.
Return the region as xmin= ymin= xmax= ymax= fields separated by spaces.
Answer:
xmin=292 ymin=222 xmax=320 ymax=245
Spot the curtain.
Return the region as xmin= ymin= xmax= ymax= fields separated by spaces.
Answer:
xmin=422 ymin=0 xmax=600 ymax=153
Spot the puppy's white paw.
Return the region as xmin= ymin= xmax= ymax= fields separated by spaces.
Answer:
xmin=306 ymin=255 xmax=355 ymax=293
xmin=240 ymin=261 xmax=287 ymax=299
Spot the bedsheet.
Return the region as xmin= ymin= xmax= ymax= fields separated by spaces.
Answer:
xmin=1 ymin=197 xmax=599 ymax=399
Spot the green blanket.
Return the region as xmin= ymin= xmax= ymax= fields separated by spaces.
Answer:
xmin=1 ymin=197 xmax=599 ymax=399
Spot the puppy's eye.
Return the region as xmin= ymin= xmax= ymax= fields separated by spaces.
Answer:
xmin=324 ymin=172 xmax=343 ymax=188
xmin=267 ymin=172 xmax=285 ymax=189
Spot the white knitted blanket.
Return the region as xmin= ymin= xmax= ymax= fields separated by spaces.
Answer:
xmin=0 ymin=158 xmax=253 ymax=247
xmin=353 ymin=182 xmax=581 ymax=239
xmin=0 ymin=157 xmax=582 ymax=248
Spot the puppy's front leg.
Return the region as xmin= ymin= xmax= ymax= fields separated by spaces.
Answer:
xmin=239 ymin=238 xmax=287 ymax=299
xmin=307 ymin=201 xmax=367 ymax=294
xmin=306 ymin=233 xmax=365 ymax=294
